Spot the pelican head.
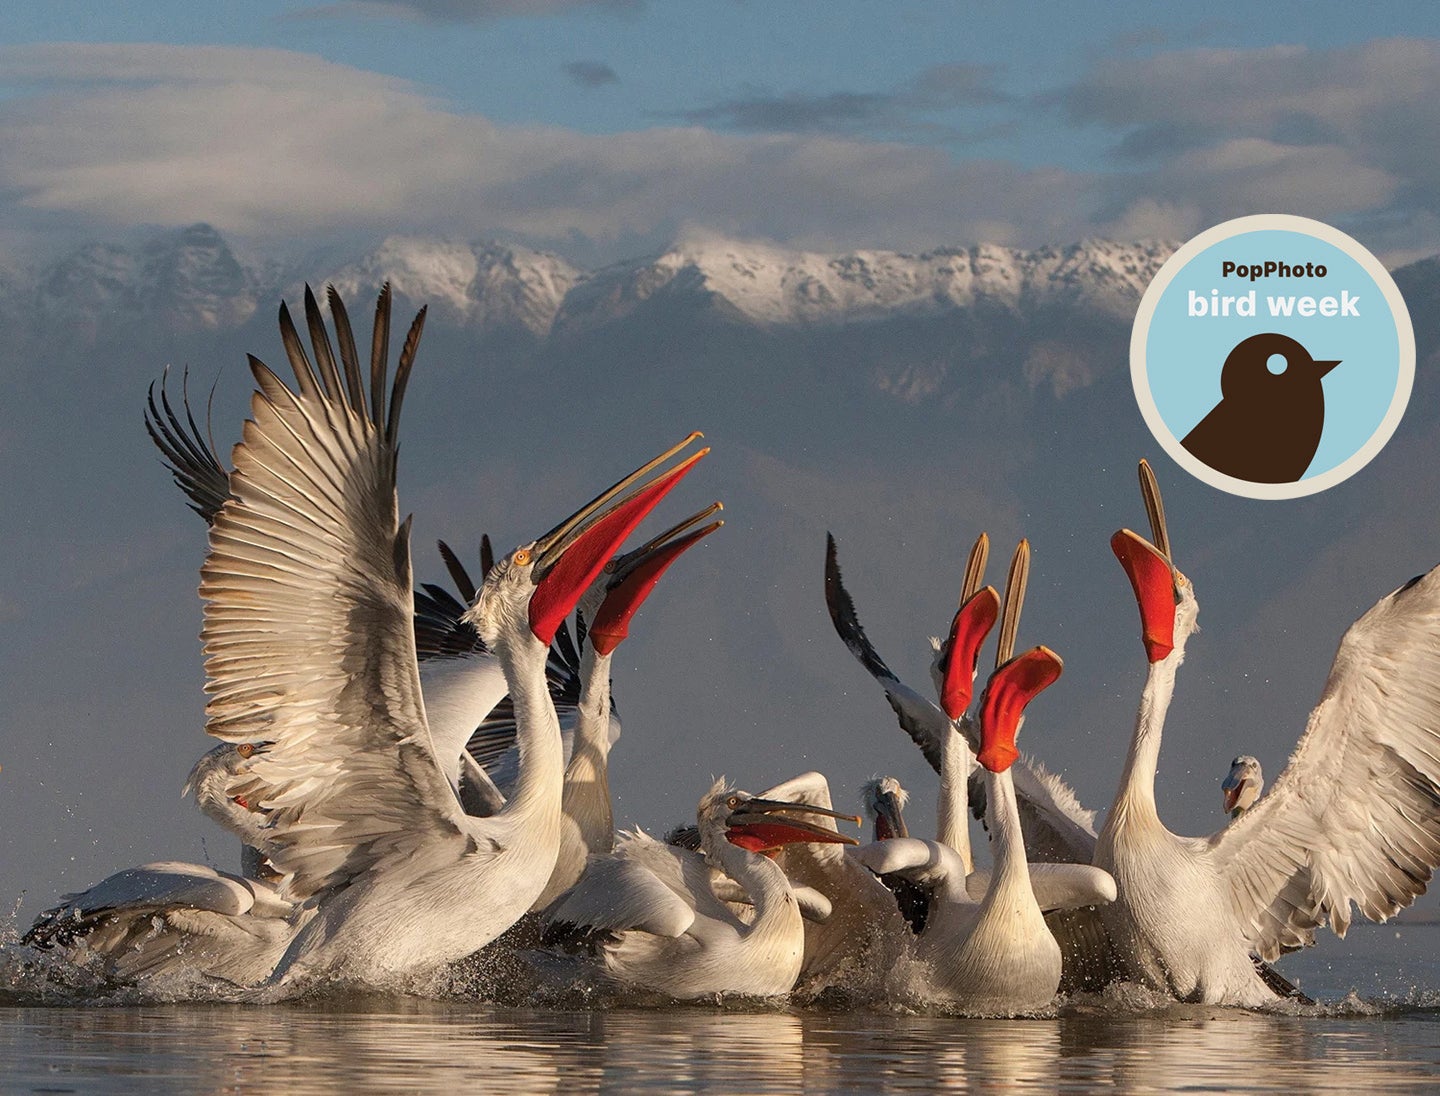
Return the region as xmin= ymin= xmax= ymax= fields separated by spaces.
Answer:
xmin=697 ymin=779 xmax=861 ymax=859
xmin=466 ymin=434 xmax=707 ymax=649
xmin=1222 ymin=755 xmax=1264 ymax=818
xmin=183 ymin=742 xmax=272 ymax=840
xmin=859 ymin=776 xmax=910 ymax=840
xmin=578 ymin=501 xmax=723 ymax=655
xmin=976 ymin=646 xmax=1064 ymax=773
xmin=1112 ymin=459 xmax=1198 ymax=665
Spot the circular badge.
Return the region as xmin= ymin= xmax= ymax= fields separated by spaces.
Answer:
xmin=1131 ymin=214 xmax=1414 ymax=499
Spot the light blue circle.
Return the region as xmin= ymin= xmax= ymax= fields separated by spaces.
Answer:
xmin=1132 ymin=216 xmax=1414 ymax=498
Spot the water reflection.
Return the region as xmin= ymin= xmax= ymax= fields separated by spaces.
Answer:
xmin=5 ymin=1001 xmax=1440 ymax=1094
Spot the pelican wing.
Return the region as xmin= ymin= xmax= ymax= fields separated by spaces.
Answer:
xmin=1212 ymin=564 xmax=1440 ymax=960
xmin=848 ymin=837 xmax=966 ymax=887
xmin=145 ymin=369 xmax=234 ymax=525
xmin=545 ymin=834 xmax=698 ymax=939
xmin=202 ymin=286 xmax=464 ymax=902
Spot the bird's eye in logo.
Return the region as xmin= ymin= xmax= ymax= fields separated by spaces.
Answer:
xmin=1130 ymin=215 xmax=1414 ymax=500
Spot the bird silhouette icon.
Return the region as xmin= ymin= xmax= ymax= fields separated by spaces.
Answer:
xmin=1181 ymin=332 xmax=1340 ymax=483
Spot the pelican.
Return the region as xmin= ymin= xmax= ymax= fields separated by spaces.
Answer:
xmin=824 ymin=533 xmax=1102 ymax=866
xmin=542 ymin=779 xmax=859 ymax=999
xmin=116 ymin=284 xmax=709 ymax=988
xmin=826 ymin=533 xmax=1120 ymax=990
xmin=1222 ymin=756 xmax=1264 ymax=819
xmin=739 ymin=771 xmax=911 ymax=999
xmin=1096 ymin=460 xmax=1440 ymax=1006
xmin=21 ymin=861 xmax=301 ymax=985
xmin=850 ymin=542 xmax=1115 ymax=1012
xmin=21 ymin=746 xmax=306 ymax=984
xmin=859 ymin=777 xmax=929 ymax=935
xmin=461 ymin=506 xmax=724 ymax=909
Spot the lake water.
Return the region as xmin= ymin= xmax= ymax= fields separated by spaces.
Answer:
xmin=5 ymin=923 xmax=1440 ymax=1093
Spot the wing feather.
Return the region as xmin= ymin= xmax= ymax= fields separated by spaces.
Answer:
xmin=201 ymin=286 xmax=463 ymax=902
xmin=1213 ymin=564 xmax=1440 ymax=959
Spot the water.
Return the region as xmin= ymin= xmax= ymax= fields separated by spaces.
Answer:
xmin=5 ymin=924 xmax=1440 ymax=1093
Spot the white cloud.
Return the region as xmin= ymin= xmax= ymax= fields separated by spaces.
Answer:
xmin=2 ymin=39 xmax=1439 ymax=263
xmin=1059 ymin=38 xmax=1440 ymax=256
xmin=0 ymin=43 xmax=1091 ymax=259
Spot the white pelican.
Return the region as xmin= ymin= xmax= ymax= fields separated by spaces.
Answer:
xmin=850 ymin=543 xmax=1115 ymax=1012
xmin=858 ymin=776 xmax=931 ymax=935
xmin=21 ymin=746 xmax=306 ymax=984
xmin=826 ymin=533 xmax=1119 ymax=990
xmin=1222 ymin=755 xmax=1264 ymax=819
xmin=186 ymin=284 xmax=709 ymax=986
xmin=542 ymin=780 xmax=859 ymax=999
xmin=1096 ymin=460 xmax=1440 ymax=1006
xmin=824 ymin=533 xmax=1102 ymax=866
xmin=461 ymin=506 xmax=724 ymax=910
xmin=736 ymin=771 xmax=911 ymax=999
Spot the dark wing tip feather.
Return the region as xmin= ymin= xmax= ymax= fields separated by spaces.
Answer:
xmin=325 ymin=284 xmax=367 ymax=410
xmin=385 ymin=304 xmax=426 ymax=446
xmin=143 ymin=367 xmax=232 ymax=524
xmin=277 ymin=297 xmax=323 ymax=403
xmin=824 ymin=533 xmax=899 ymax=685
xmin=302 ymin=283 xmax=347 ymax=406
xmin=438 ymin=539 xmax=478 ymax=604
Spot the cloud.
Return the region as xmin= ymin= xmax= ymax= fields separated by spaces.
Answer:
xmin=0 ymin=43 xmax=1088 ymax=258
xmin=1056 ymin=37 xmax=1440 ymax=253
xmin=3 ymin=39 xmax=1440 ymax=264
xmin=672 ymin=63 xmax=1010 ymax=138
xmin=563 ymin=60 xmax=619 ymax=88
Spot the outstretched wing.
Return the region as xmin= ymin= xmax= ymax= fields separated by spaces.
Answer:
xmin=1213 ymin=564 xmax=1440 ymax=960
xmin=202 ymin=284 xmax=464 ymax=902
xmin=145 ymin=368 xmax=234 ymax=524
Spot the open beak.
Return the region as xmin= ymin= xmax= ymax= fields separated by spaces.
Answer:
xmin=871 ymin=788 xmax=909 ymax=841
xmin=587 ymin=502 xmax=724 ymax=655
xmin=726 ymin=797 xmax=862 ymax=853
xmin=938 ymin=585 xmax=1001 ymax=720
xmin=1222 ymin=778 xmax=1243 ymax=814
xmin=527 ymin=433 xmax=707 ymax=643
xmin=976 ymin=646 xmax=1063 ymax=773
xmin=1111 ymin=529 xmax=1178 ymax=664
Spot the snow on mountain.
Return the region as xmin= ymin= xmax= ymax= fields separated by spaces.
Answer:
xmin=37 ymin=223 xmax=257 ymax=332
xmin=317 ymin=237 xmax=582 ymax=336
xmin=553 ymin=231 xmax=1176 ymax=333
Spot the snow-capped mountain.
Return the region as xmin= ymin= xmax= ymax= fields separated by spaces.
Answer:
xmin=20 ymin=224 xmax=1177 ymax=344
xmin=318 ymin=237 xmax=582 ymax=336
xmin=36 ymin=223 xmax=258 ymax=333
xmin=554 ymin=233 xmax=1175 ymax=334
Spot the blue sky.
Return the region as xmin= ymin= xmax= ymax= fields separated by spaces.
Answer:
xmin=2 ymin=3 xmax=1439 ymax=266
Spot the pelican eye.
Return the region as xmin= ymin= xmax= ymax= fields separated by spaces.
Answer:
xmin=237 ymin=743 xmax=256 ymax=759
xmin=513 ymin=548 xmax=532 ymax=567
xmin=725 ymin=795 xmax=741 ymax=810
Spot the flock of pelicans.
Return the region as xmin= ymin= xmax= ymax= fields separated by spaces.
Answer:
xmin=17 ymin=285 xmax=1440 ymax=1013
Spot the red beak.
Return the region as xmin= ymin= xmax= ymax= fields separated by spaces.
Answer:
xmin=1111 ymin=528 xmax=1178 ymax=664
xmin=939 ymin=586 xmax=1001 ymax=720
xmin=528 ymin=442 xmax=706 ymax=644
xmin=588 ymin=505 xmax=723 ymax=656
xmin=976 ymin=645 xmax=1063 ymax=773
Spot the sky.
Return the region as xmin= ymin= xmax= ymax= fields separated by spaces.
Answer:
xmin=2 ymin=3 xmax=1440 ymax=267
xmin=5 ymin=2 xmax=1440 ymax=968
